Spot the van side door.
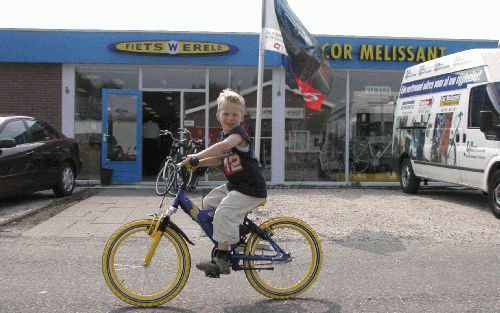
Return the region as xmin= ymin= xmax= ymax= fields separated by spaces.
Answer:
xmin=460 ymin=84 xmax=499 ymax=188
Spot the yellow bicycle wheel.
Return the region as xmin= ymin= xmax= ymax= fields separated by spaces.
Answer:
xmin=244 ymin=217 xmax=323 ymax=299
xmin=102 ymin=219 xmax=191 ymax=307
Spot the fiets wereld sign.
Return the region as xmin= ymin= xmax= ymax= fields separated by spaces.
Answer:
xmin=110 ymin=40 xmax=237 ymax=55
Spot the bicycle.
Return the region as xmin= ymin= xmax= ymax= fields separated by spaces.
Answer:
xmin=102 ymin=158 xmax=323 ymax=307
xmin=350 ymin=135 xmax=393 ymax=173
xmin=154 ymin=129 xmax=203 ymax=196
xmin=154 ymin=129 xmax=187 ymax=196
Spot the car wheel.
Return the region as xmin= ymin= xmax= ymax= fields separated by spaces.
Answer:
xmin=53 ymin=162 xmax=76 ymax=197
xmin=487 ymin=171 xmax=500 ymax=219
xmin=400 ymin=158 xmax=420 ymax=194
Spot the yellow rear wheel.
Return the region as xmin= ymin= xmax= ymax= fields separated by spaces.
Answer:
xmin=102 ymin=219 xmax=191 ymax=307
xmin=244 ymin=217 xmax=323 ymax=299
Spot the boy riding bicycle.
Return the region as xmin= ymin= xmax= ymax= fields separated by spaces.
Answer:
xmin=180 ymin=89 xmax=267 ymax=276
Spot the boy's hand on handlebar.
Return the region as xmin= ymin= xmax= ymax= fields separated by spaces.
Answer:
xmin=178 ymin=155 xmax=199 ymax=172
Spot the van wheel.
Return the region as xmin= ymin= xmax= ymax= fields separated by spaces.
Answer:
xmin=487 ymin=171 xmax=500 ymax=219
xmin=53 ymin=162 xmax=75 ymax=197
xmin=400 ymin=158 xmax=420 ymax=194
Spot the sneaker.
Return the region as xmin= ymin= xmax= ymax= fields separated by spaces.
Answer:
xmin=196 ymin=260 xmax=220 ymax=274
xmin=213 ymin=254 xmax=231 ymax=275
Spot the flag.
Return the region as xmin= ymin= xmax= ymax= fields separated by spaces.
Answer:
xmin=263 ymin=0 xmax=333 ymax=111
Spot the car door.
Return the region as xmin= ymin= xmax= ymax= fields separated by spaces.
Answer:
xmin=460 ymin=84 xmax=499 ymax=188
xmin=25 ymin=119 xmax=62 ymax=189
xmin=0 ymin=119 xmax=34 ymax=195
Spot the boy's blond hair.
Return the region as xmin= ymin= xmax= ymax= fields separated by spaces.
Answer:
xmin=217 ymin=89 xmax=245 ymax=113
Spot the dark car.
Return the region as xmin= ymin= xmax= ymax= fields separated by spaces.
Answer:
xmin=0 ymin=115 xmax=82 ymax=198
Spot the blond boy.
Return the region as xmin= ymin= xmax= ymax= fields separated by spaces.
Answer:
xmin=181 ymin=89 xmax=267 ymax=275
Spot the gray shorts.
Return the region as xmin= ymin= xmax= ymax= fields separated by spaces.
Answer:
xmin=202 ymin=184 xmax=266 ymax=244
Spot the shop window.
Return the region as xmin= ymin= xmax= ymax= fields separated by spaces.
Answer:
xmin=349 ymin=71 xmax=403 ymax=182
xmin=142 ymin=67 xmax=205 ymax=89
xmin=208 ymin=68 xmax=230 ymax=102
xmin=285 ymin=71 xmax=347 ymax=182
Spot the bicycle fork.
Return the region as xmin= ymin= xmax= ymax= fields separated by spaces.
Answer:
xmin=144 ymin=212 xmax=194 ymax=267
xmin=144 ymin=213 xmax=164 ymax=267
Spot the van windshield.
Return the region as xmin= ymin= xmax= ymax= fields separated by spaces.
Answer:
xmin=488 ymin=82 xmax=500 ymax=113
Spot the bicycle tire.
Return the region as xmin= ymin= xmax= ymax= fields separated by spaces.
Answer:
xmin=154 ymin=162 xmax=169 ymax=196
xmin=102 ymin=219 xmax=191 ymax=307
xmin=186 ymin=172 xmax=199 ymax=190
xmin=165 ymin=162 xmax=178 ymax=196
xmin=244 ymin=217 xmax=323 ymax=299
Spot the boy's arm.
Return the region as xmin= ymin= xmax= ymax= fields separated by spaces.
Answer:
xmin=191 ymin=134 xmax=242 ymax=160
xmin=199 ymin=156 xmax=221 ymax=167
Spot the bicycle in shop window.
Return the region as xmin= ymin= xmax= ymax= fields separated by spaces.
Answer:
xmin=349 ymin=135 xmax=394 ymax=174
xmin=318 ymin=135 xmax=394 ymax=179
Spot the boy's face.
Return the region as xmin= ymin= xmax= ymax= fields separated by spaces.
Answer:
xmin=216 ymin=101 xmax=244 ymax=133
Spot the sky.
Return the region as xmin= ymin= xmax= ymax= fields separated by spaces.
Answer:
xmin=0 ymin=0 xmax=498 ymax=42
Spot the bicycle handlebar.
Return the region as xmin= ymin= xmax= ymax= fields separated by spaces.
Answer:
xmin=188 ymin=157 xmax=200 ymax=167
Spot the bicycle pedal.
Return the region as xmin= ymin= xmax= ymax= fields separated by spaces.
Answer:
xmin=204 ymin=270 xmax=220 ymax=278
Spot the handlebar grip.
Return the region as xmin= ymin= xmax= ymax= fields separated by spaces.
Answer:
xmin=189 ymin=157 xmax=200 ymax=167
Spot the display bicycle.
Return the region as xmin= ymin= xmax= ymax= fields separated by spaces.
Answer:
xmin=154 ymin=128 xmax=204 ymax=196
xmin=102 ymin=158 xmax=323 ymax=307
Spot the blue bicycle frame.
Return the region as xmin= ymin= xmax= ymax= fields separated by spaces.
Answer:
xmin=165 ymin=185 xmax=292 ymax=266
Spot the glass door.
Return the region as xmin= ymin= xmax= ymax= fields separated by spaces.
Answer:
xmin=102 ymin=89 xmax=142 ymax=182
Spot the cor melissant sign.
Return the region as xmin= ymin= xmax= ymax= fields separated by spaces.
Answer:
xmin=110 ymin=40 xmax=236 ymax=55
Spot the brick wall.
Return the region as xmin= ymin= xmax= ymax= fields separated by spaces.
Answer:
xmin=0 ymin=63 xmax=62 ymax=130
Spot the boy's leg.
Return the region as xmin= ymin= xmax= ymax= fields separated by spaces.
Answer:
xmin=212 ymin=191 xmax=265 ymax=274
xmin=201 ymin=184 xmax=228 ymax=210
xmin=196 ymin=184 xmax=229 ymax=275
xmin=212 ymin=191 xmax=264 ymax=245
xmin=197 ymin=190 xmax=265 ymax=275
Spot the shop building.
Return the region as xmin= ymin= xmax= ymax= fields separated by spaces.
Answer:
xmin=0 ymin=29 xmax=497 ymax=184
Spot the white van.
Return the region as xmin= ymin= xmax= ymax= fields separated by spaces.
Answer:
xmin=393 ymin=48 xmax=500 ymax=218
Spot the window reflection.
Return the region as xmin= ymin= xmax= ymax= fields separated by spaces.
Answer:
xmin=106 ymin=94 xmax=138 ymax=162
xmin=142 ymin=67 xmax=205 ymax=89
xmin=349 ymin=71 xmax=402 ymax=182
xmin=285 ymin=71 xmax=347 ymax=181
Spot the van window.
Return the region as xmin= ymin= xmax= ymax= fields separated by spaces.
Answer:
xmin=468 ymin=84 xmax=499 ymax=128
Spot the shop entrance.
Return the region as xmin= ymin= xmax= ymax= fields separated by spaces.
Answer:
xmin=142 ymin=91 xmax=180 ymax=179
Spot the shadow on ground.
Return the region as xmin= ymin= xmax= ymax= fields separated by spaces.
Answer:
xmin=336 ymin=230 xmax=407 ymax=255
xmin=225 ymin=298 xmax=341 ymax=313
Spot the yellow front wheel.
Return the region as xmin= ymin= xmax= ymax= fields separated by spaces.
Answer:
xmin=244 ymin=217 xmax=323 ymax=299
xmin=102 ymin=219 xmax=191 ymax=307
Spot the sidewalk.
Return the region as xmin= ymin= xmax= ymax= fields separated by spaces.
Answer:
xmin=21 ymin=188 xmax=206 ymax=240
xmin=5 ymin=184 xmax=497 ymax=244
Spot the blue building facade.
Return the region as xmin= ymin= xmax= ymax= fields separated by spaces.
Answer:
xmin=0 ymin=29 xmax=497 ymax=184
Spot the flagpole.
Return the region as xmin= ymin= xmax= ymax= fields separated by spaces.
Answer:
xmin=254 ymin=0 xmax=266 ymax=162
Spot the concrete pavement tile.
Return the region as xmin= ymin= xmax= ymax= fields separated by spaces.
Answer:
xmin=59 ymin=221 xmax=112 ymax=238
xmin=91 ymin=206 xmax=136 ymax=224
xmin=22 ymin=220 xmax=77 ymax=237
xmin=52 ymin=207 xmax=92 ymax=219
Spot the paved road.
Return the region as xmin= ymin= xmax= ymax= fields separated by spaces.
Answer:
xmin=0 ymin=187 xmax=499 ymax=313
